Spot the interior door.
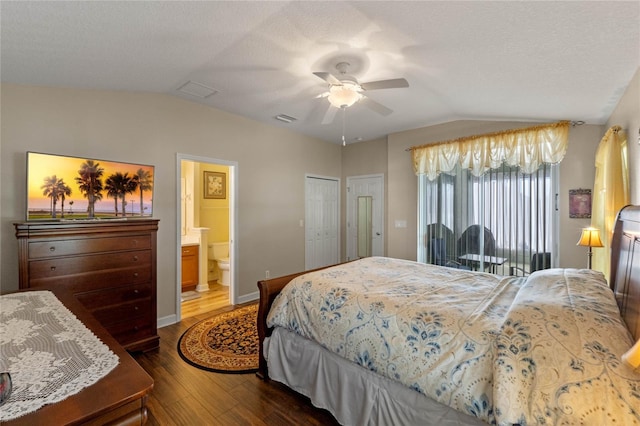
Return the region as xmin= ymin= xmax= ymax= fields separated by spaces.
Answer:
xmin=347 ymin=174 xmax=384 ymax=260
xmin=305 ymin=176 xmax=339 ymax=269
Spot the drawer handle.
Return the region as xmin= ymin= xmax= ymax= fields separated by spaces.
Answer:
xmin=134 ymin=306 xmax=139 ymax=311
xmin=49 ymin=246 xmax=56 ymax=252
xmin=50 ymin=266 xmax=56 ymax=271
xmin=133 ymin=272 xmax=139 ymax=278
xmin=134 ymin=326 xmax=139 ymax=331
xmin=133 ymin=289 xmax=139 ymax=294
xmin=132 ymin=256 xmax=138 ymax=262
xmin=184 ymin=249 xmax=190 ymax=254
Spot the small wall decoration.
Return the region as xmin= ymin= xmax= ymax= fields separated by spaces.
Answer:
xmin=204 ymin=171 xmax=226 ymax=199
xmin=569 ymin=188 xmax=592 ymax=218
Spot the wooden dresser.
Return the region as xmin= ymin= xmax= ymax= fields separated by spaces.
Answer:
xmin=14 ymin=219 xmax=160 ymax=352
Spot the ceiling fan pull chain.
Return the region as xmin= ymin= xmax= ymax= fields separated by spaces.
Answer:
xmin=342 ymin=106 xmax=347 ymax=146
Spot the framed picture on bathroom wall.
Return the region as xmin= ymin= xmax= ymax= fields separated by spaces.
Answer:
xmin=204 ymin=171 xmax=226 ymax=199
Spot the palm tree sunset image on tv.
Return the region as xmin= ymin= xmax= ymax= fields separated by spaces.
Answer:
xmin=27 ymin=152 xmax=154 ymax=220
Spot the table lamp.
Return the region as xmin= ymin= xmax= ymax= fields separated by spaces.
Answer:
xmin=576 ymin=227 xmax=603 ymax=269
xmin=622 ymin=339 xmax=640 ymax=370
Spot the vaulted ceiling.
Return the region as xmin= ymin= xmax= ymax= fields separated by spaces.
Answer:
xmin=2 ymin=1 xmax=638 ymax=144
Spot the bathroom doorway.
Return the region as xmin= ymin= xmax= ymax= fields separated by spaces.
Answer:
xmin=176 ymin=154 xmax=237 ymax=320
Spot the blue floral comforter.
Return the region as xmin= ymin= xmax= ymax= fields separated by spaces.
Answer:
xmin=266 ymin=257 xmax=640 ymax=425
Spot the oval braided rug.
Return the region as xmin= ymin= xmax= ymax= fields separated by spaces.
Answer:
xmin=177 ymin=304 xmax=259 ymax=374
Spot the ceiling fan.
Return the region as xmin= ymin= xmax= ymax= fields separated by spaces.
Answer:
xmin=313 ymin=61 xmax=409 ymax=125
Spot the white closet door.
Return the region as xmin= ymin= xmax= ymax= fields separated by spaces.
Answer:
xmin=305 ymin=176 xmax=339 ymax=270
xmin=346 ymin=174 xmax=384 ymax=260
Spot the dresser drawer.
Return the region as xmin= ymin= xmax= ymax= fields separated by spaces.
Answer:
xmin=28 ymin=235 xmax=152 ymax=259
xmin=75 ymin=283 xmax=152 ymax=310
xmin=105 ymin=316 xmax=155 ymax=347
xmin=29 ymin=250 xmax=151 ymax=280
xmin=90 ymin=297 xmax=153 ymax=326
xmin=29 ymin=266 xmax=151 ymax=291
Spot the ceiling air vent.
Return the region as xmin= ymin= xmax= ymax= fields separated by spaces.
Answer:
xmin=275 ymin=114 xmax=297 ymax=123
xmin=176 ymin=81 xmax=218 ymax=99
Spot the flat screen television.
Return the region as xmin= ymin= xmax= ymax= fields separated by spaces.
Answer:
xmin=26 ymin=151 xmax=154 ymax=220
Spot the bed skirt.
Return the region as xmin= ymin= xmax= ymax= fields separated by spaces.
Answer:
xmin=265 ymin=327 xmax=484 ymax=426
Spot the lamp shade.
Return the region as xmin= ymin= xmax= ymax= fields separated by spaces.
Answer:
xmin=622 ymin=339 xmax=640 ymax=369
xmin=576 ymin=227 xmax=604 ymax=247
xmin=327 ymin=84 xmax=362 ymax=108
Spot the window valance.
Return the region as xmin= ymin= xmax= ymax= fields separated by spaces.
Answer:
xmin=410 ymin=121 xmax=570 ymax=179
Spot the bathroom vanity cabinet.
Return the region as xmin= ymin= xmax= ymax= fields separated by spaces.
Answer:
xmin=181 ymin=244 xmax=199 ymax=292
xmin=14 ymin=219 xmax=160 ymax=352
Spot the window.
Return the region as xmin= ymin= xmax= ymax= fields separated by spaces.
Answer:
xmin=418 ymin=163 xmax=558 ymax=275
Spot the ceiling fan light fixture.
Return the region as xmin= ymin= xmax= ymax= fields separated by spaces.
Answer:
xmin=327 ymin=83 xmax=362 ymax=108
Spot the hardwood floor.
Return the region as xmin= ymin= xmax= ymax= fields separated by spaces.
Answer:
xmin=181 ymin=282 xmax=230 ymax=320
xmin=134 ymin=301 xmax=340 ymax=425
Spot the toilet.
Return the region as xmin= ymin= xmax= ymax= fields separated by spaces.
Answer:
xmin=208 ymin=242 xmax=230 ymax=286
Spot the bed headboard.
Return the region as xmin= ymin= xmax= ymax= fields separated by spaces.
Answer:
xmin=609 ymin=205 xmax=640 ymax=341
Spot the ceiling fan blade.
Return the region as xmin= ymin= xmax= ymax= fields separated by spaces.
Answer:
xmin=321 ymin=104 xmax=338 ymax=124
xmin=360 ymin=96 xmax=393 ymax=116
xmin=360 ymin=78 xmax=409 ymax=91
xmin=313 ymin=72 xmax=342 ymax=86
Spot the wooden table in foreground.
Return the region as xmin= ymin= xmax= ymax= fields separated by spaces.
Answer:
xmin=4 ymin=288 xmax=154 ymax=426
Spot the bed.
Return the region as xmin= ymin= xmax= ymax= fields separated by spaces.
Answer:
xmin=257 ymin=205 xmax=640 ymax=426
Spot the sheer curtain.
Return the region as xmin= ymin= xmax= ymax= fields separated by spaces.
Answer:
xmin=471 ymin=165 xmax=554 ymax=254
xmin=591 ymin=126 xmax=629 ymax=278
xmin=418 ymin=164 xmax=557 ymax=274
xmin=414 ymin=122 xmax=567 ymax=274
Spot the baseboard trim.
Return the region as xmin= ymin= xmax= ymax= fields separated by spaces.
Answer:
xmin=236 ymin=291 xmax=259 ymax=305
xmin=158 ymin=314 xmax=178 ymax=328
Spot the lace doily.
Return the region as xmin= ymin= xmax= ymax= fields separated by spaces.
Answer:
xmin=0 ymin=290 xmax=119 ymax=421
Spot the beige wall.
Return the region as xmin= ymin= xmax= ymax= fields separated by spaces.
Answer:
xmin=342 ymin=137 xmax=388 ymax=176
xmin=558 ymin=124 xmax=606 ymax=267
xmin=382 ymin=120 xmax=603 ymax=268
xmin=606 ymin=67 xmax=640 ymax=205
xmin=0 ymin=84 xmax=341 ymax=323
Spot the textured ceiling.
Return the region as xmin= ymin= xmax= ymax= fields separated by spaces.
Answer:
xmin=2 ymin=1 xmax=639 ymax=144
